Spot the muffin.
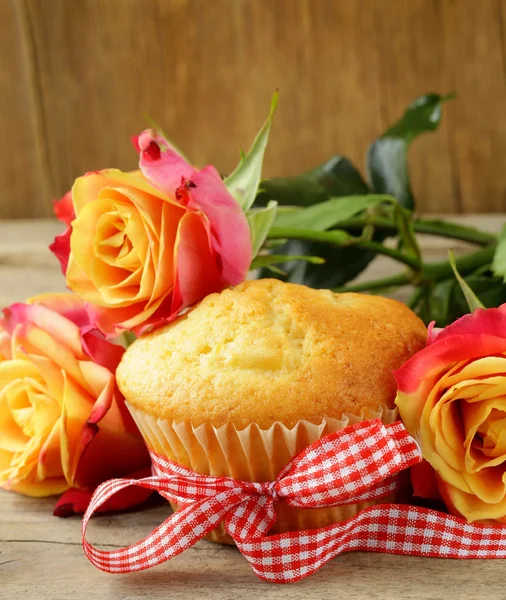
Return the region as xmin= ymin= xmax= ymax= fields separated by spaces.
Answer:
xmin=117 ymin=278 xmax=427 ymax=543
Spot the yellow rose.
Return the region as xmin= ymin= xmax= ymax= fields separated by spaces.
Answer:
xmin=395 ymin=307 xmax=506 ymax=523
xmin=50 ymin=130 xmax=252 ymax=337
xmin=0 ymin=293 xmax=149 ymax=497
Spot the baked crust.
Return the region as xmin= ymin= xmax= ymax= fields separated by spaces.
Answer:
xmin=117 ymin=279 xmax=427 ymax=428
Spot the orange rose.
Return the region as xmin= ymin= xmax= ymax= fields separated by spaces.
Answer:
xmin=0 ymin=293 xmax=149 ymax=497
xmin=50 ymin=132 xmax=252 ymax=336
xmin=395 ymin=307 xmax=506 ymax=523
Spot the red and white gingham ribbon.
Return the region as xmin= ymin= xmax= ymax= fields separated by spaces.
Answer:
xmin=82 ymin=419 xmax=506 ymax=583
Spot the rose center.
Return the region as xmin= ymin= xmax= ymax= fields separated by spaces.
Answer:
xmin=95 ymin=212 xmax=140 ymax=272
xmin=474 ymin=407 xmax=506 ymax=459
xmin=8 ymin=382 xmax=34 ymax=436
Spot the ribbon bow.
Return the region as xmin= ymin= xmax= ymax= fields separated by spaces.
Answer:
xmin=82 ymin=419 xmax=506 ymax=583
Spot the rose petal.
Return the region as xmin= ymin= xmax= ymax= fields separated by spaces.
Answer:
xmin=49 ymin=226 xmax=72 ymax=275
xmin=59 ymin=373 xmax=96 ymax=485
xmin=135 ymin=129 xmax=195 ymax=196
xmin=53 ymin=467 xmax=153 ymax=516
xmin=53 ymin=190 xmax=75 ymax=225
xmin=8 ymin=477 xmax=69 ymax=498
xmin=189 ymin=166 xmax=252 ymax=285
xmin=135 ymin=131 xmax=252 ymax=285
xmin=26 ymin=293 xmax=90 ymax=330
xmin=395 ymin=333 xmax=506 ymax=395
xmin=5 ymin=302 xmax=85 ymax=360
xmin=171 ymin=211 xmax=222 ymax=315
xmin=411 ymin=460 xmax=441 ymax=500
xmin=431 ymin=307 xmax=506 ymax=344
xmin=81 ymin=330 xmax=124 ymax=372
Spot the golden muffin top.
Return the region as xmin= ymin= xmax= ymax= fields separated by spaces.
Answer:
xmin=117 ymin=279 xmax=427 ymax=428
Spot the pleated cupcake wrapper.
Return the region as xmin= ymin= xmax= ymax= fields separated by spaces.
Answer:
xmin=126 ymin=402 xmax=399 ymax=541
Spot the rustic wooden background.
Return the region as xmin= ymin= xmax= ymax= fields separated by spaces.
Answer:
xmin=2 ymin=0 xmax=506 ymax=219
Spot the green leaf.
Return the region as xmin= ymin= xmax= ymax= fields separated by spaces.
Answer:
xmin=273 ymin=194 xmax=394 ymax=232
xmin=418 ymin=280 xmax=452 ymax=326
xmin=492 ymin=224 xmax=506 ymax=280
xmin=417 ymin=273 xmax=506 ymax=327
xmin=256 ymin=156 xmax=378 ymax=288
xmin=451 ymin=275 xmax=506 ymax=318
xmin=143 ymin=114 xmax=190 ymax=162
xmin=366 ymin=93 xmax=454 ymax=209
xmin=225 ymin=92 xmax=278 ymax=211
xmin=247 ymin=201 xmax=278 ymax=257
xmin=256 ymin=155 xmax=370 ymax=207
xmin=257 ymin=94 xmax=452 ymax=289
xmin=393 ymin=204 xmax=422 ymax=264
xmin=449 ymin=250 xmax=485 ymax=312
xmin=251 ymin=254 xmax=325 ymax=270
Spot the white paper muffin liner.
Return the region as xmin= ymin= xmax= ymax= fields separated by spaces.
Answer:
xmin=127 ymin=402 xmax=400 ymax=543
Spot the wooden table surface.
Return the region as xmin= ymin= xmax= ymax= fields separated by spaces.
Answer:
xmin=1 ymin=217 xmax=506 ymax=600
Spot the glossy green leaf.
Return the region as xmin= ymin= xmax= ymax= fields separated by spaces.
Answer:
xmin=247 ymin=201 xmax=278 ymax=257
xmin=420 ymin=273 xmax=505 ymax=327
xmin=251 ymin=254 xmax=325 ymax=270
xmin=449 ymin=250 xmax=485 ymax=312
xmin=256 ymin=155 xmax=369 ymax=207
xmin=451 ymin=275 xmax=506 ymax=319
xmin=255 ymin=158 xmax=377 ymax=287
xmin=273 ymin=194 xmax=394 ymax=232
xmin=225 ymin=93 xmax=278 ymax=211
xmin=492 ymin=224 xmax=506 ymax=280
xmin=366 ymin=93 xmax=454 ymax=209
xmin=420 ymin=281 xmax=453 ymax=326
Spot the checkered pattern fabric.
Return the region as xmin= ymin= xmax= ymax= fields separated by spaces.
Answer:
xmin=82 ymin=419 xmax=506 ymax=583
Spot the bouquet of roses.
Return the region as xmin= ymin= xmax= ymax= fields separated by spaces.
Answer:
xmin=3 ymin=91 xmax=506 ymax=581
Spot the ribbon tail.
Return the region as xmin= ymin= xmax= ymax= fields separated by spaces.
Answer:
xmin=82 ymin=477 xmax=244 ymax=573
xmin=235 ymin=503 xmax=506 ymax=583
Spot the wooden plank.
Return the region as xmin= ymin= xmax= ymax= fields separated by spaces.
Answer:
xmin=0 ymin=219 xmax=65 ymax=307
xmin=21 ymin=0 xmax=384 ymax=211
xmin=371 ymin=0 xmax=458 ymax=214
xmin=7 ymin=0 xmax=506 ymax=217
xmin=441 ymin=0 xmax=506 ymax=213
xmin=2 ymin=485 xmax=506 ymax=598
xmin=0 ymin=0 xmax=51 ymax=218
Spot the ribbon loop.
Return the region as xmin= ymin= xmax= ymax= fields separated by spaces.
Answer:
xmin=276 ymin=419 xmax=421 ymax=508
xmin=83 ymin=480 xmax=246 ymax=573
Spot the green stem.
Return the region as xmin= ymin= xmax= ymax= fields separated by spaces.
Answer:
xmin=333 ymin=273 xmax=411 ymax=293
xmin=359 ymin=240 xmax=420 ymax=270
xmin=423 ymin=245 xmax=495 ymax=280
xmin=333 ymin=245 xmax=496 ymax=293
xmin=267 ymin=227 xmax=421 ymax=271
xmin=337 ymin=216 xmax=496 ymax=246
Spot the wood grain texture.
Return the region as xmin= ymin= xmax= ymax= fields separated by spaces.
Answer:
xmin=2 ymin=0 xmax=506 ymax=215
xmin=2 ymin=491 xmax=506 ymax=600
xmin=0 ymin=0 xmax=51 ymax=218
xmin=0 ymin=216 xmax=506 ymax=598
